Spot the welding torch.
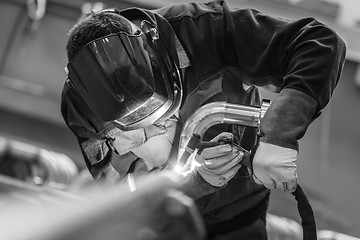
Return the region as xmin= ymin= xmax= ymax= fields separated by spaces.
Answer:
xmin=178 ymin=133 xmax=253 ymax=172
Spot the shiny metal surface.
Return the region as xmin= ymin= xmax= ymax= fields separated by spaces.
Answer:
xmin=179 ymin=100 xmax=270 ymax=154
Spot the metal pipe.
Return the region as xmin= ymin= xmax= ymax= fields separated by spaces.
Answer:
xmin=178 ymin=100 xmax=270 ymax=165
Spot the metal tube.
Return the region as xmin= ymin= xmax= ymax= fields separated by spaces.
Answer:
xmin=178 ymin=100 xmax=270 ymax=165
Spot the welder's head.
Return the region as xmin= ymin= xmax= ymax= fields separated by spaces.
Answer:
xmin=65 ymin=9 xmax=182 ymax=130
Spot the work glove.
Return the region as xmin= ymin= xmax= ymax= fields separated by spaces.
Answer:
xmin=252 ymin=141 xmax=298 ymax=192
xmin=194 ymin=132 xmax=244 ymax=187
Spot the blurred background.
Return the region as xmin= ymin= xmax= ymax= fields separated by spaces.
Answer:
xmin=0 ymin=0 xmax=359 ymax=239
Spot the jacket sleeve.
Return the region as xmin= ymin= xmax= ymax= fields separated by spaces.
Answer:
xmin=217 ymin=0 xmax=346 ymax=150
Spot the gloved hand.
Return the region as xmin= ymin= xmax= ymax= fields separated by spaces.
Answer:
xmin=252 ymin=141 xmax=298 ymax=192
xmin=195 ymin=132 xmax=244 ymax=187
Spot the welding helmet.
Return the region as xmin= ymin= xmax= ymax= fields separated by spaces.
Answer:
xmin=66 ymin=15 xmax=182 ymax=130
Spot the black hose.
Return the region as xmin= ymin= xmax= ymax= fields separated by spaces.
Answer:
xmin=292 ymin=184 xmax=317 ymax=240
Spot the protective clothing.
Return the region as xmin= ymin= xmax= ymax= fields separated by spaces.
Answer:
xmin=194 ymin=132 xmax=244 ymax=187
xmin=67 ymin=17 xmax=182 ymax=130
xmin=61 ymin=0 xmax=346 ymax=239
xmin=252 ymin=141 xmax=298 ymax=191
xmin=126 ymin=114 xmax=180 ymax=170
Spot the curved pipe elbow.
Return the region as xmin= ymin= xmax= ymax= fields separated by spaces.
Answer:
xmin=179 ymin=100 xmax=270 ymax=151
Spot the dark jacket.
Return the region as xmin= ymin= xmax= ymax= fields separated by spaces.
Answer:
xmin=61 ymin=0 xmax=346 ymax=235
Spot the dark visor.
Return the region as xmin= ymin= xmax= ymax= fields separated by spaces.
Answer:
xmin=67 ymin=27 xmax=180 ymax=129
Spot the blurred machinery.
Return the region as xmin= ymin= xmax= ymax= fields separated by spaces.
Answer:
xmin=0 ymin=135 xmax=78 ymax=190
xmin=0 ymin=172 xmax=205 ymax=240
xmin=0 ymin=136 xmax=205 ymax=240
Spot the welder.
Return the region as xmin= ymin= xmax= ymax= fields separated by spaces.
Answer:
xmin=61 ymin=1 xmax=346 ymax=239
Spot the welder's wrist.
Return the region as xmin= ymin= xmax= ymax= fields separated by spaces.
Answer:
xmin=259 ymin=88 xmax=319 ymax=151
xmin=258 ymin=137 xmax=299 ymax=151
